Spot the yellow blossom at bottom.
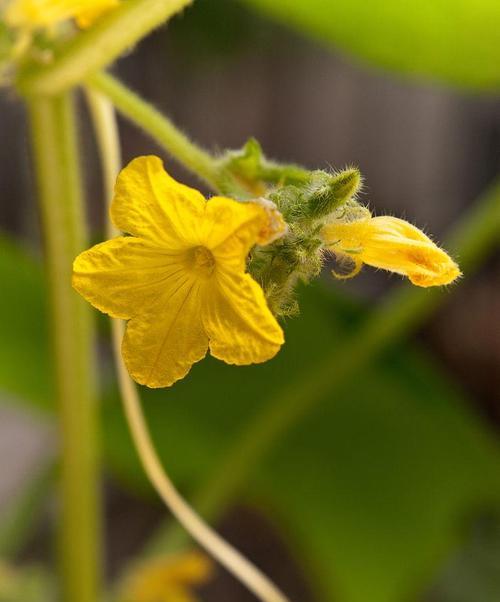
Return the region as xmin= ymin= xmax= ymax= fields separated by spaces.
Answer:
xmin=120 ymin=552 xmax=212 ymax=602
xmin=73 ymin=155 xmax=284 ymax=388
xmin=321 ymin=215 xmax=461 ymax=287
xmin=5 ymin=0 xmax=120 ymax=30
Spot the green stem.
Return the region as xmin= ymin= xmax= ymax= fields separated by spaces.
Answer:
xmin=85 ymin=87 xmax=122 ymax=222
xmin=146 ymin=179 xmax=500 ymax=555
xmin=17 ymin=0 xmax=193 ymax=96
xmin=86 ymin=71 xmax=221 ymax=189
xmin=28 ymin=94 xmax=101 ymax=602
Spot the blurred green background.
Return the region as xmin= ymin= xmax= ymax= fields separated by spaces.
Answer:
xmin=0 ymin=1 xmax=499 ymax=601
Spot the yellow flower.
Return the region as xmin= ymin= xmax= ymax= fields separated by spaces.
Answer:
xmin=121 ymin=552 xmax=212 ymax=602
xmin=5 ymin=0 xmax=120 ymax=30
xmin=321 ymin=214 xmax=461 ymax=287
xmin=73 ymin=156 xmax=284 ymax=388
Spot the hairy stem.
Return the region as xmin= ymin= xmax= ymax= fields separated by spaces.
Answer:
xmin=146 ymin=179 xmax=500 ymax=554
xmin=85 ymin=88 xmax=122 ymax=224
xmin=17 ymin=0 xmax=193 ymax=96
xmin=87 ymin=91 xmax=290 ymax=602
xmin=28 ymin=94 xmax=101 ymax=602
xmin=86 ymin=71 xmax=221 ymax=189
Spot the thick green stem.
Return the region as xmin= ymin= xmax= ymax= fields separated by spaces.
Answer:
xmin=146 ymin=179 xmax=500 ymax=555
xmin=17 ymin=0 xmax=193 ymax=96
xmin=28 ymin=94 xmax=101 ymax=602
xmin=86 ymin=71 xmax=221 ymax=189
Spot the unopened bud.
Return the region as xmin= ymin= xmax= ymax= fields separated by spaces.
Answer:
xmin=306 ymin=168 xmax=361 ymax=220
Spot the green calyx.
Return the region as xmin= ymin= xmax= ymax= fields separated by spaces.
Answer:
xmin=250 ymin=228 xmax=324 ymax=317
xmin=216 ymin=138 xmax=310 ymax=197
xmin=269 ymin=167 xmax=362 ymax=224
xmin=234 ymin=139 xmax=363 ymax=317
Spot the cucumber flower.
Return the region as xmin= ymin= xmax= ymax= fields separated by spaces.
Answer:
xmin=73 ymin=156 xmax=285 ymax=388
xmin=321 ymin=214 xmax=460 ymax=287
xmin=4 ymin=0 xmax=120 ymax=30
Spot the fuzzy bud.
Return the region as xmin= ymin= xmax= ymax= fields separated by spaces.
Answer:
xmin=305 ymin=167 xmax=361 ymax=220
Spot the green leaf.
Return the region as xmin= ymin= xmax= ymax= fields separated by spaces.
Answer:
xmin=103 ymin=284 xmax=500 ymax=602
xmin=239 ymin=0 xmax=500 ymax=90
xmin=0 ymin=235 xmax=53 ymax=408
xmin=256 ymin=344 xmax=500 ymax=602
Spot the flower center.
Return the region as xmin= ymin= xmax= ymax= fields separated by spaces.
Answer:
xmin=187 ymin=246 xmax=216 ymax=277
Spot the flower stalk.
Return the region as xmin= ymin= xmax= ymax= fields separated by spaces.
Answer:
xmin=28 ymin=93 xmax=101 ymax=602
xmin=86 ymin=71 xmax=221 ymax=189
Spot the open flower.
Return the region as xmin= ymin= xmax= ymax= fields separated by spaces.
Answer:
xmin=321 ymin=214 xmax=460 ymax=287
xmin=73 ymin=156 xmax=284 ymax=388
xmin=5 ymin=0 xmax=120 ymax=30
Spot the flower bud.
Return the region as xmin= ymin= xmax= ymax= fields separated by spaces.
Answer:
xmin=322 ymin=214 xmax=461 ymax=287
xmin=305 ymin=167 xmax=361 ymax=220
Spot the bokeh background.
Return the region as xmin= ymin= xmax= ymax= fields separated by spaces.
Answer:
xmin=1 ymin=1 xmax=499 ymax=601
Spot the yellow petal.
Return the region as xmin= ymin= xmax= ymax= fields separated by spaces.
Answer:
xmin=203 ymin=269 xmax=284 ymax=365
xmin=111 ymin=156 xmax=206 ymax=249
xmin=72 ymin=237 xmax=186 ymax=320
xmin=5 ymin=0 xmax=119 ymax=29
xmin=5 ymin=0 xmax=70 ymax=28
xmin=254 ymin=198 xmax=288 ymax=245
xmin=203 ymin=197 xmax=268 ymax=270
xmin=364 ymin=217 xmax=460 ymax=286
xmin=323 ymin=216 xmax=461 ymax=287
xmin=75 ymin=0 xmax=120 ymax=28
xmin=122 ymin=277 xmax=208 ymax=388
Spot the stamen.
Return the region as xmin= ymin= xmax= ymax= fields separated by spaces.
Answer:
xmin=187 ymin=246 xmax=215 ymax=277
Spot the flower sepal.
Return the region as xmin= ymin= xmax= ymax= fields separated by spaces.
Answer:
xmin=216 ymin=137 xmax=310 ymax=198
